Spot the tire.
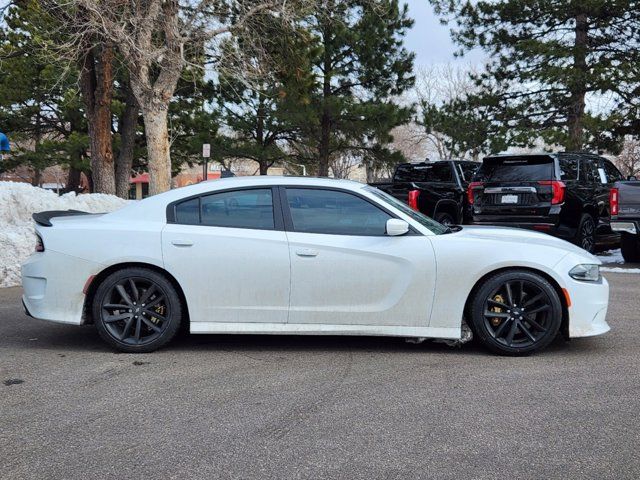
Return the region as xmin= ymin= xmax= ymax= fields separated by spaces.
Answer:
xmin=93 ymin=267 xmax=182 ymax=353
xmin=621 ymin=233 xmax=640 ymax=263
xmin=575 ymin=214 xmax=596 ymax=253
xmin=435 ymin=212 xmax=456 ymax=227
xmin=469 ymin=270 xmax=562 ymax=356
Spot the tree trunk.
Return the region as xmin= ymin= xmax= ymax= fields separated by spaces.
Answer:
xmin=259 ymin=162 xmax=269 ymax=175
xmin=567 ymin=12 xmax=588 ymax=151
xmin=80 ymin=44 xmax=116 ymax=194
xmin=142 ymin=105 xmax=172 ymax=195
xmin=115 ymin=84 xmax=139 ymax=198
xmin=317 ymin=14 xmax=333 ymax=177
xmin=66 ymin=167 xmax=82 ymax=193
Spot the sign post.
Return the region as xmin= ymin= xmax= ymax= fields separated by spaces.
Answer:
xmin=202 ymin=143 xmax=211 ymax=182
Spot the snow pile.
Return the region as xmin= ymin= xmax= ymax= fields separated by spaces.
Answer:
xmin=597 ymin=248 xmax=624 ymax=265
xmin=0 ymin=181 xmax=127 ymax=288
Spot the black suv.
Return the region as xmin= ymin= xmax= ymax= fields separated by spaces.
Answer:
xmin=468 ymin=152 xmax=624 ymax=252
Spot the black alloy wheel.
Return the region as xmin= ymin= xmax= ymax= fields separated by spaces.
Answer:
xmin=577 ymin=214 xmax=596 ymax=253
xmin=93 ymin=268 xmax=182 ymax=352
xmin=470 ymin=270 xmax=562 ymax=355
xmin=435 ymin=212 xmax=455 ymax=227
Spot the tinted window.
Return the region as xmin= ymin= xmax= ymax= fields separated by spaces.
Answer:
xmin=457 ymin=162 xmax=480 ymax=182
xmin=476 ymin=156 xmax=555 ymax=182
xmin=581 ymin=159 xmax=598 ymax=183
xmin=559 ymin=158 xmax=579 ymax=181
xmin=394 ymin=163 xmax=453 ymax=182
xmin=175 ymin=197 xmax=200 ymax=224
xmin=602 ymin=160 xmax=624 ymax=183
xmin=286 ymin=188 xmax=391 ymax=235
xmin=174 ymin=189 xmax=275 ymax=229
xmin=365 ymin=186 xmax=449 ymax=235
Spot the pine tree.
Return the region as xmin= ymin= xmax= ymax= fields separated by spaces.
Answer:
xmin=430 ymin=0 xmax=640 ymax=151
xmin=292 ymin=0 xmax=415 ymax=176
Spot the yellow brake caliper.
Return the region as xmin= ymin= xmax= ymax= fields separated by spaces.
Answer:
xmin=149 ymin=304 xmax=165 ymax=325
xmin=490 ymin=294 xmax=505 ymax=327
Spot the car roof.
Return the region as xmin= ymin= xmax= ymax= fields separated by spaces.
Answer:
xmin=105 ymin=176 xmax=367 ymax=223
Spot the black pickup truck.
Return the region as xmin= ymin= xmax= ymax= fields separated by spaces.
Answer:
xmin=610 ymin=180 xmax=640 ymax=262
xmin=369 ymin=160 xmax=479 ymax=226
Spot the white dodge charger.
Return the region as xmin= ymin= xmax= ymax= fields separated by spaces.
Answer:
xmin=22 ymin=176 xmax=609 ymax=355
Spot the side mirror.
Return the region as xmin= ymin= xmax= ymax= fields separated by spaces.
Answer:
xmin=628 ymin=175 xmax=637 ymax=181
xmin=386 ymin=219 xmax=409 ymax=236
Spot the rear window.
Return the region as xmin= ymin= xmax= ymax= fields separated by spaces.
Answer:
xmin=394 ymin=163 xmax=453 ymax=183
xmin=476 ymin=156 xmax=555 ymax=182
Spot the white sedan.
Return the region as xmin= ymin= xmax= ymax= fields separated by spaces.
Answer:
xmin=22 ymin=176 xmax=609 ymax=355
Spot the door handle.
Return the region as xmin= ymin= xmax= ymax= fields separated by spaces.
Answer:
xmin=296 ymin=248 xmax=318 ymax=257
xmin=171 ymin=240 xmax=194 ymax=247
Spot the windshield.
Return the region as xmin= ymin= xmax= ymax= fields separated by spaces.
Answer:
xmin=364 ymin=186 xmax=450 ymax=235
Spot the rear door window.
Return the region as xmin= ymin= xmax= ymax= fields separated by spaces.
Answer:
xmin=476 ymin=156 xmax=555 ymax=182
xmin=457 ymin=162 xmax=480 ymax=182
xmin=174 ymin=188 xmax=275 ymax=230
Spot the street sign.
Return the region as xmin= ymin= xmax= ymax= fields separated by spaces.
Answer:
xmin=202 ymin=143 xmax=211 ymax=158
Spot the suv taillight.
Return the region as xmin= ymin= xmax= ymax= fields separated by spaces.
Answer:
xmin=408 ymin=190 xmax=420 ymax=211
xmin=539 ymin=180 xmax=566 ymax=204
xmin=35 ymin=234 xmax=44 ymax=252
xmin=610 ymin=188 xmax=619 ymax=216
xmin=467 ymin=182 xmax=483 ymax=205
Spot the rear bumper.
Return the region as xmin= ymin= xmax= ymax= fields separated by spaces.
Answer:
xmin=22 ymin=250 xmax=101 ymax=325
xmin=471 ymin=216 xmax=572 ymax=239
xmin=611 ymin=220 xmax=638 ymax=234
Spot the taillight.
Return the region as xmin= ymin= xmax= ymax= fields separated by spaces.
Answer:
xmin=539 ymin=180 xmax=565 ymax=204
xmin=408 ymin=190 xmax=420 ymax=211
xmin=467 ymin=182 xmax=483 ymax=205
xmin=35 ymin=234 xmax=44 ymax=252
xmin=610 ymin=188 xmax=619 ymax=216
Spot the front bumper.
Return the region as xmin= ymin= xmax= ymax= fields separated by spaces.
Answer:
xmin=555 ymin=254 xmax=610 ymax=338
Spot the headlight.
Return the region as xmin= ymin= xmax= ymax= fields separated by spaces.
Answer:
xmin=569 ymin=264 xmax=600 ymax=282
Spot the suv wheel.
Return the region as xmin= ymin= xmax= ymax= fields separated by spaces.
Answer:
xmin=621 ymin=233 xmax=640 ymax=263
xmin=93 ymin=267 xmax=183 ymax=353
xmin=469 ymin=270 xmax=562 ymax=355
xmin=576 ymin=214 xmax=596 ymax=253
xmin=435 ymin=212 xmax=455 ymax=227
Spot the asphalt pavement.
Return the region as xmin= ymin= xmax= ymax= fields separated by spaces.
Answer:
xmin=1 ymin=273 xmax=639 ymax=479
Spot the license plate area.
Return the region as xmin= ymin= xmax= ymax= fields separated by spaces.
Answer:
xmin=500 ymin=194 xmax=519 ymax=204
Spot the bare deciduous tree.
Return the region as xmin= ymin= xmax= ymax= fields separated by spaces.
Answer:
xmin=48 ymin=0 xmax=308 ymax=194
xmin=615 ymin=137 xmax=640 ymax=178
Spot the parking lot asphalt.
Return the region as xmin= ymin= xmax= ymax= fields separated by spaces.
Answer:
xmin=1 ymin=273 xmax=639 ymax=480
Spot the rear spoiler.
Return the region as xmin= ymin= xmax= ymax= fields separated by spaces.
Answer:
xmin=32 ymin=210 xmax=94 ymax=227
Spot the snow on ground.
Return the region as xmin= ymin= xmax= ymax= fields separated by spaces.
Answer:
xmin=0 ymin=181 xmax=127 ymax=288
xmin=597 ymin=248 xmax=625 ymax=265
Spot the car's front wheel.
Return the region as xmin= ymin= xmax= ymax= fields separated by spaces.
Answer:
xmin=93 ymin=267 xmax=182 ymax=353
xmin=469 ymin=270 xmax=562 ymax=355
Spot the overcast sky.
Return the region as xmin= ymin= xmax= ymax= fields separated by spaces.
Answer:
xmin=403 ymin=0 xmax=486 ymax=67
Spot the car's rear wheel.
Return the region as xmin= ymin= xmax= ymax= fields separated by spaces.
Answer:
xmin=93 ymin=267 xmax=182 ymax=353
xmin=469 ymin=270 xmax=562 ymax=355
xmin=576 ymin=214 xmax=596 ymax=253
xmin=435 ymin=212 xmax=455 ymax=227
xmin=621 ymin=232 xmax=640 ymax=263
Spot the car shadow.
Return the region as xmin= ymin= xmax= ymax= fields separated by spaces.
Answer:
xmin=4 ymin=311 xmax=607 ymax=358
